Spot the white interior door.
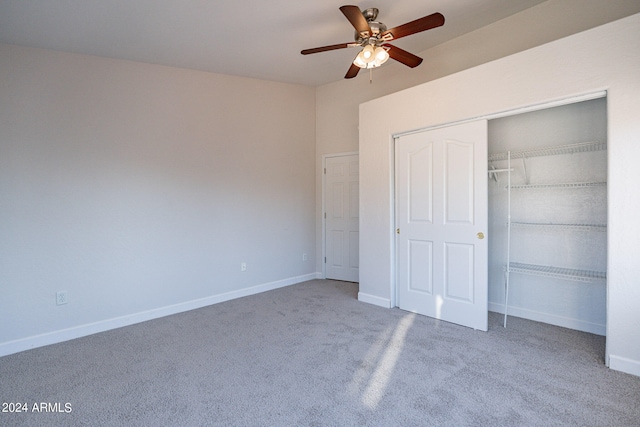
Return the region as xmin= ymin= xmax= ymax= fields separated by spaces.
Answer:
xmin=325 ymin=154 xmax=359 ymax=282
xmin=396 ymin=121 xmax=488 ymax=330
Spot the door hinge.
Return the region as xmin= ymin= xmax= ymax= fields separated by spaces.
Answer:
xmin=324 ymin=212 xmax=326 ymax=219
xmin=324 ymin=167 xmax=326 ymax=174
xmin=324 ymin=257 xmax=327 ymax=263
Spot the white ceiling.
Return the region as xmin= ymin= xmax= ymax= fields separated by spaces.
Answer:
xmin=0 ymin=0 xmax=547 ymax=86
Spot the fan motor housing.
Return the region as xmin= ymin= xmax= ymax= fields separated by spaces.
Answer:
xmin=355 ymin=8 xmax=387 ymax=45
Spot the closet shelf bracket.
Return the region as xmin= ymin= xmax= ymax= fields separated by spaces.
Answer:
xmin=488 ymin=166 xmax=513 ymax=182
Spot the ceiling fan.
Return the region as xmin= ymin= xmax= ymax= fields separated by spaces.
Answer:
xmin=301 ymin=5 xmax=445 ymax=79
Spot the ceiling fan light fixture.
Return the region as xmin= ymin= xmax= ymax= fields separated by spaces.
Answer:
xmin=353 ymin=51 xmax=369 ymax=68
xmin=362 ymin=44 xmax=375 ymax=61
xmin=353 ymin=46 xmax=390 ymax=69
xmin=374 ymin=46 xmax=389 ymax=63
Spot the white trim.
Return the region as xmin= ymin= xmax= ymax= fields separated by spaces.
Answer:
xmin=0 ymin=273 xmax=317 ymax=358
xmin=323 ymin=151 xmax=359 ymax=158
xmin=488 ymin=302 xmax=606 ymax=336
xmin=321 ymin=151 xmax=359 ymax=281
xmin=389 ymin=136 xmax=397 ymax=309
xmin=358 ymin=291 xmax=392 ymax=308
xmin=392 ymin=91 xmax=608 ymax=139
xmin=608 ymin=355 xmax=640 ymax=377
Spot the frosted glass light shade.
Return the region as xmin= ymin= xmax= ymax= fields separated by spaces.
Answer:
xmin=374 ymin=46 xmax=389 ymax=64
xmin=353 ymin=46 xmax=390 ymax=69
xmin=362 ymin=45 xmax=375 ymax=61
xmin=353 ymin=51 xmax=368 ymax=68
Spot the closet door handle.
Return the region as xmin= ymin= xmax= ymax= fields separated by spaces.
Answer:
xmin=477 ymin=232 xmax=485 ymax=239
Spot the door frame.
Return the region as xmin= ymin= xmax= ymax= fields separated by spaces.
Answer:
xmin=322 ymin=151 xmax=359 ymax=280
xmin=390 ymin=91 xmax=607 ymax=313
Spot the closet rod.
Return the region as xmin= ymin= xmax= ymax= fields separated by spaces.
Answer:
xmin=488 ymin=167 xmax=513 ymax=183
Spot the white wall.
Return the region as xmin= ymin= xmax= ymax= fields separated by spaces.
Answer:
xmin=0 ymin=44 xmax=316 ymax=355
xmin=358 ymin=14 xmax=640 ymax=376
xmin=314 ymin=0 xmax=640 ymax=273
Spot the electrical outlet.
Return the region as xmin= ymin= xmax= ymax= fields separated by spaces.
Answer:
xmin=302 ymin=253 xmax=308 ymax=261
xmin=241 ymin=262 xmax=247 ymax=272
xmin=56 ymin=291 xmax=68 ymax=305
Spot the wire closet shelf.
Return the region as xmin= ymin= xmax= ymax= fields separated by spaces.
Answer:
xmin=488 ymin=140 xmax=607 ymax=328
xmin=488 ymin=140 xmax=607 ymax=162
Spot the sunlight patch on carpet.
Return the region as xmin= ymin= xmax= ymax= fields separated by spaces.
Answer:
xmin=348 ymin=312 xmax=417 ymax=409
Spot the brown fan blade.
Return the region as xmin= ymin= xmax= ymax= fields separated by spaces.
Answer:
xmin=340 ymin=5 xmax=371 ymax=38
xmin=380 ymin=12 xmax=444 ymax=41
xmin=301 ymin=43 xmax=354 ymax=55
xmin=383 ymin=44 xmax=423 ymax=68
xmin=345 ymin=62 xmax=360 ymax=79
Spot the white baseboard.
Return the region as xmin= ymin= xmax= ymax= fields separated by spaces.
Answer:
xmin=489 ymin=302 xmax=606 ymax=336
xmin=0 ymin=273 xmax=318 ymax=358
xmin=358 ymin=292 xmax=392 ymax=308
xmin=608 ymin=355 xmax=640 ymax=377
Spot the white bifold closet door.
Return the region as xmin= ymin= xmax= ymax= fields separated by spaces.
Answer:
xmin=396 ymin=121 xmax=488 ymax=331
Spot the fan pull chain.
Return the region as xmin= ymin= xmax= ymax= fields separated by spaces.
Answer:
xmin=370 ymin=68 xmax=373 ymax=84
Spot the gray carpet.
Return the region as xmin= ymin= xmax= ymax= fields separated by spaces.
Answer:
xmin=1 ymin=279 xmax=639 ymax=426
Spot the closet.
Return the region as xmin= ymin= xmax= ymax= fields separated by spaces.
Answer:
xmin=487 ymin=98 xmax=607 ymax=335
